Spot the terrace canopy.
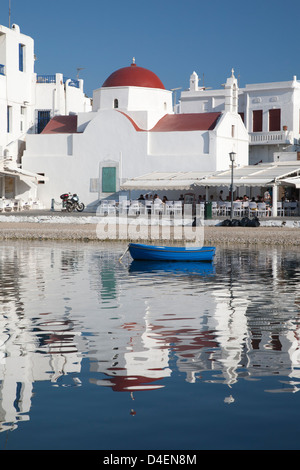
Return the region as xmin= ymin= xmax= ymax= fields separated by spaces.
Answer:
xmin=1 ymin=167 xmax=48 ymax=182
xmin=120 ymin=171 xmax=216 ymax=191
xmin=120 ymin=162 xmax=300 ymax=216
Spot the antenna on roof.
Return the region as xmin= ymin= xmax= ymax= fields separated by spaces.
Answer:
xmin=76 ymin=67 xmax=84 ymax=79
xmin=199 ymin=73 xmax=212 ymax=90
xmin=9 ymin=0 xmax=11 ymax=28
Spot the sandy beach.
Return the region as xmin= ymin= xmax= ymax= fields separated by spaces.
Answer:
xmin=0 ymin=218 xmax=300 ymax=246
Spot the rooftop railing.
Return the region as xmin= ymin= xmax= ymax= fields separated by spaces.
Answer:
xmin=36 ymin=75 xmax=56 ymax=83
xmin=36 ymin=75 xmax=80 ymax=88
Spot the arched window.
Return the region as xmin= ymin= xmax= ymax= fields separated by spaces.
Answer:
xmin=114 ymin=99 xmax=119 ymax=109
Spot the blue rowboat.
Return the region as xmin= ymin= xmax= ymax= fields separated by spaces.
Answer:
xmin=128 ymin=243 xmax=216 ymax=262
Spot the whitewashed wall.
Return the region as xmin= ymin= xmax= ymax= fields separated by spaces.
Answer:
xmin=0 ymin=24 xmax=35 ymax=152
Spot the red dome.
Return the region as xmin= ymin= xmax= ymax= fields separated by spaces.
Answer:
xmin=102 ymin=62 xmax=165 ymax=90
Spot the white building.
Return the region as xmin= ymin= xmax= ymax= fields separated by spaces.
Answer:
xmin=3 ymin=20 xmax=300 ymax=214
xmin=180 ymin=71 xmax=300 ymax=166
xmin=22 ymin=61 xmax=249 ymax=209
xmin=0 ymin=23 xmax=91 ymax=205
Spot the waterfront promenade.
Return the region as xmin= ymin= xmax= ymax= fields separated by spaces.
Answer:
xmin=0 ymin=210 xmax=299 ymax=246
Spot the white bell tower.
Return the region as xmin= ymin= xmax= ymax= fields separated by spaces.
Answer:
xmin=224 ymin=69 xmax=238 ymax=113
xmin=189 ymin=71 xmax=199 ymax=91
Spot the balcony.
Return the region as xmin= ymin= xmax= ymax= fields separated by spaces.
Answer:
xmin=249 ymin=131 xmax=293 ymax=145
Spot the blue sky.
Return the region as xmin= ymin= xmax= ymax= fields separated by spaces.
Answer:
xmin=5 ymin=0 xmax=300 ymax=97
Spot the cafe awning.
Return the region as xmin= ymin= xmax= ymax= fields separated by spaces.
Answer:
xmin=120 ymin=163 xmax=300 ymax=191
xmin=0 ymin=166 xmax=48 ymax=182
xmin=120 ymin=171 xmax=215 ymax=191
xmin=280 ymin=176 xmax=300 ymax=188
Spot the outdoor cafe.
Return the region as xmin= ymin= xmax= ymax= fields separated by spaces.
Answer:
xmin=113 ymin=162 xmax=300 ymax=219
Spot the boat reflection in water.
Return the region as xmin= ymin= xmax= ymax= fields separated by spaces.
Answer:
xmin=2 ymin=243 xmax=300 ymax=449
xmin=129 ymin=260 xmax=216 ymax=277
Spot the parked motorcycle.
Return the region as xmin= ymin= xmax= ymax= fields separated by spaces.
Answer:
xmin=60 ymin=193 xmax=85 ymax=212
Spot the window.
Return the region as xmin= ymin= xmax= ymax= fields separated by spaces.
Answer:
xmin=253 ymin=110 xmax=263 ymax=132
xmin=113 ymin=99 xmax=119 ymax=109
xmin=7 ymin=106 xmax=12 ymax=133
xmin=90 ymin=178 xmax=99 ymax=192
xmin=269 ymin=109 xmax=281 ymax=131
xmin=19 ymin=44 xmax=25 ymax=72
xmin=37 ymin=173 xmax=45 ymax=184
xmin=231 ymin=125 xmax=235 ymax=138
xmin=20 ymin=106 xmax=25 ymax=131
xmin=5 ymin=176 xmax=15 ymax=198
xmin=102 ymin=167 xmax=116 ymax=193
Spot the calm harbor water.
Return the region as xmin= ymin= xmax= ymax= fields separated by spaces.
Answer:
xmin=0 ymin=240 xmax=300 ymax=450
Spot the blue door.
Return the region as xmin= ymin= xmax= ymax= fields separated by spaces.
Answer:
xmin=37 ymin=110 xmax=51 ymax=134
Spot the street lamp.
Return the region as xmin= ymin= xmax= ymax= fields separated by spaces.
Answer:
xmin=229 ymin=152 xmax=236 ymax=220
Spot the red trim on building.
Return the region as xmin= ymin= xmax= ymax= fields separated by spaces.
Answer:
xmin=117 ymin=111 xmax=144 ymax=131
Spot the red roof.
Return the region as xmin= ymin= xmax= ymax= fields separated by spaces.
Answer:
xmin=151 ymin=113 xmax=221 ymax=132
xmin=41 ymin=112 xmax=221 ymax=135
xmin=118 ymin=111 xmax=221 ymax=132
xmin=41 ymin=115 xmax=78 ymax=134
xmin=102 ymin=63 xmax=165 ymax=90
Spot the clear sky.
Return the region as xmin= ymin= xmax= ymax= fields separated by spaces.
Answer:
xmin=4 ymin=0 xmax=300 ymax=98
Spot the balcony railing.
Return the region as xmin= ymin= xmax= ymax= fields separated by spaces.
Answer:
xmin=249 ymin=131 xmax=293 ymax=145
xmin=36 ymin=75 xmax=80 ymax=88
xmin=36 ymin=74 xmax=56 ymax=83
xmin=0 ymin=64 xmax=5 ymax=75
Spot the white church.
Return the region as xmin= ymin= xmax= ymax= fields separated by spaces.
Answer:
xmin=22 ymin=59 xmax=248 ymax=209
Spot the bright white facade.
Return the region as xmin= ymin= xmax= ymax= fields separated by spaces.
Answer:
xmin=181 ymin=71 xmax=300 ymax=165
xmin=0 ymin=23 xmax=91 ymax=204
xmin=23 ymin=62 xmax=249 ymax=209
xmin=4 ymin=21 xmax=300 ymax=213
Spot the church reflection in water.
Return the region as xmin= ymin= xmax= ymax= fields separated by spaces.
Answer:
xmin=0 ymin=242 xmax=300 ymax=431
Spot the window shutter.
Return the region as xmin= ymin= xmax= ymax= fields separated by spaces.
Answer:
xmin=269 ymin=109 xmax=281 ymax=131
xmin=253 ymin=110 xmax=263 ymax=132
